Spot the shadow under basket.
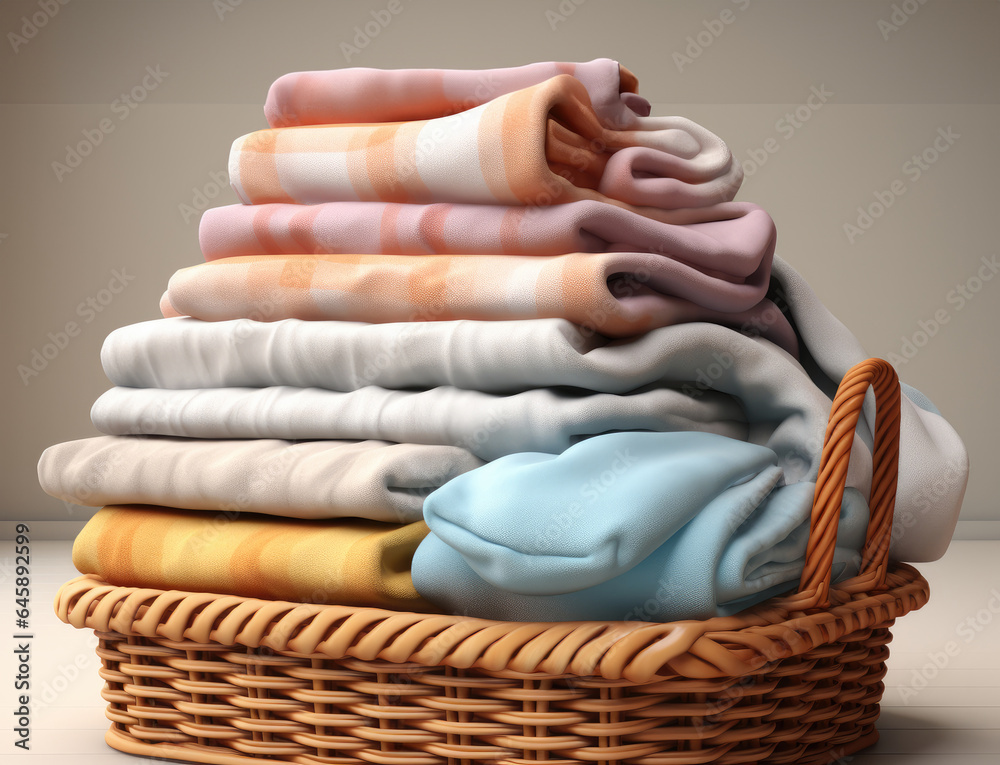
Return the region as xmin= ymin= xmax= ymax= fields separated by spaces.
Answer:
xmin=54 ymin=359 xmax=931 ymax=765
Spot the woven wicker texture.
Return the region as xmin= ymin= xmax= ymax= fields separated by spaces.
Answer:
xmin=55 ymin=358 xmax=931 ymax=764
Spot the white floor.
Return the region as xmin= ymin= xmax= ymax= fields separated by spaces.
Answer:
xmin=0 ymin=540 xmax=998 ymax=764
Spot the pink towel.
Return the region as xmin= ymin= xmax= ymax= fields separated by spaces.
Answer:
xmin=264 ymin=58 xmax=649 ymax=128
xmin=199 ymin=200 xmax=775 ymax=271
xmin=160 ymin=252 xmax=797 ymax=354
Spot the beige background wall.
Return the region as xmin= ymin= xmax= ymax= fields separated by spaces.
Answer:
xmin=1 ymin=0 xmax=996 ymax=537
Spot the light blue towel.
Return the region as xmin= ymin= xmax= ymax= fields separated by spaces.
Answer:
xmin=413 ymin=431 xmax=869 ymax=622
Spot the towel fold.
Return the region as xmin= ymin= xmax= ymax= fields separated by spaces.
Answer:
xmin=232 ymin=74 xmax=741 ymax=211
xmin=264 ymin=58 xmax=647 ymax=128
xmin=413 ymin=433 xmax=870 ymax=622
xmin=159 ymin=252 xmax=795 ymax=350
xmin=39 ymin=436 xmax=483 ymax=522
xmin=90 ymin=384 xmax=749 ymax=462
xmin=423 ymin=431 xmax=787 ymax=595
xmin=72 ymin=505 xmax=433 ymax=609
xmin=97 ymin=319 xmax=852 ymax=479
xmin=769 ymin=258 xmax=969 ymax=561
xmin=105 ymin=317 xmax=797 ymax=393
xmin=198 ymin=200 xmax=775 ymax=264
xmin=103 ymin=253 xmax=969 ymax=562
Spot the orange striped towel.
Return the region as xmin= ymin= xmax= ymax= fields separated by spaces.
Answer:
xmin=72 ymin=505 xmax=433 ymax=609
xmin=230 ymin=74 xmax=741 ymax=211
xmin=159 ymin=252 xmax=798 ymax=352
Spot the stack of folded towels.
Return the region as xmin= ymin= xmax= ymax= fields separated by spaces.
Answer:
xmin=39 ymin=59 xmax=968 ymax=622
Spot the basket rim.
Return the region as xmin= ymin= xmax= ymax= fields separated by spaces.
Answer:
xmin=55 ymin=562 xmax=927 ymax=684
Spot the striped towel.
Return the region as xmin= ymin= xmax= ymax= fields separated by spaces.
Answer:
xmin=72 ymin=505 xmax=433 ymax=609
xmin=198 ymin=199 xmax=775 ymax=262
xmin=231 ymin=74 xmax=741 ymax=210
xmin=264 ymin=58 xmax=648 ymax=128
xmin=158 ymin=253 xmax=795 ymax=350
xmin=39 ymin=436 xmax=483 ymax=523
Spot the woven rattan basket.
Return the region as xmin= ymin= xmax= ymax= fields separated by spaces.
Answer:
xmin=54 ymin=358 xmax=930 ymax=765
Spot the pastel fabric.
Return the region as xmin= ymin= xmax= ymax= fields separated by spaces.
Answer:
xmin=198 ymin=199 xmax=775 ymax=263
xmin=264 ymin=58 xmax=650 ymax=128
xmin=38 ymin=436 xmax=483 ymax=523
xmin=413 ymin=432 xmax=871 ymax=622
xmin=158 ymin=252 xmax=796 ymax=352
xmin=72 ymin=505 xmax=433 ymax=610
xmin=103 ymin=255 xmax=969 ymax=562
xmin=98 ymin=319 xmax=846 ymax=478
xmin=231 ymin=75 xmax=741 ymax=211
xmin=774 ymin=259 xmax=969 ymax=561
xmin=104 ymin=317 xmax=790 ymax=394
xmin=90 ymin=384 xmax=748 ymax=463
xmin=423 ymin=432 xmax=795 ymax=594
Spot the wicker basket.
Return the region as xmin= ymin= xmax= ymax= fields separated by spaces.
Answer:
xmin=54 ymin=358 xmax=930 ymax=765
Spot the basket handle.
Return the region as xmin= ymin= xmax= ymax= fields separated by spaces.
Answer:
xmin=795 ymin=358 xmax=901 ymax=611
